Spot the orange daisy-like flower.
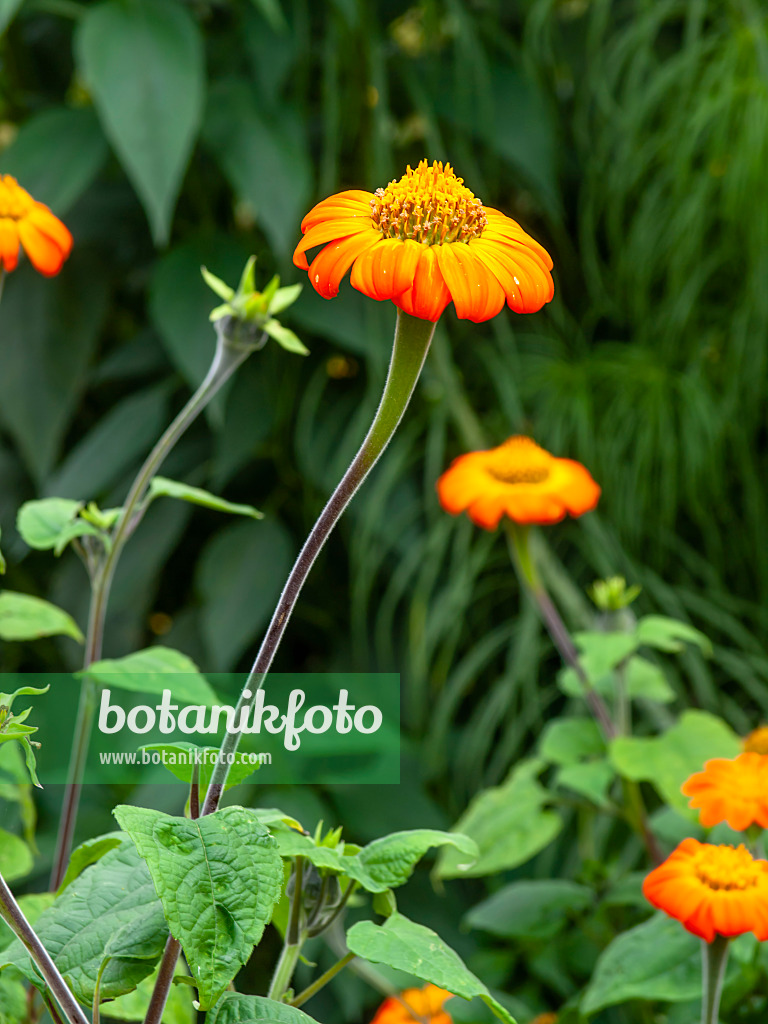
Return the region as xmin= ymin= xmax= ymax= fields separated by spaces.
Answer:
xmin=437 ymin=435 xmax=600 ymax=530
xmin=293 ymin=160 xmax=554 ymax=323
xmin=0 ymin=174 xmax=73 ymax=277
xmin=371 ymin=985 xmax=454 ymax=1024
xmin=642 ymin=837 xmax=768 ymax=942
xmin=682 ymin=752 xmax=768 ymax=831
xmin=743 ymin=726 xmax=768 ymax=755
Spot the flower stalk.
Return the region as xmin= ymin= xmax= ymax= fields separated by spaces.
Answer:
xmin=50 ymin=319 xmax=264 ymax=890
xmin=0 ymin=873 xmax=89 ymax=1024
xmin=701 ymin=935 xmax=729 ymax=1024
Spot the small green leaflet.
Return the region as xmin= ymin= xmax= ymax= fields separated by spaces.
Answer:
xmin=149 ymin=476 xmax=263 ymax=519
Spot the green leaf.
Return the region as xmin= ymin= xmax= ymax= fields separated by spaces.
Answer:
xmin=0 ymin=829 xmax=32 ymax=882
xmin=0 ymin=591 xmax=83 ymax=642
xmin=113 ymin=805 xmax=283 ymax=1010
xmin=0 ymin=528 xmax=5 ymax=575
xmin=623 ymin=657 xmax=676 ymax=703
xmin=346 ymin=914 xmax=516 ymax=1024
xmin=581 ymin=913 xmax=703 ymax=1014
xmin=538 ymin=718 xmax=604 ymax=765
xmin=149 ymin=477 xmax=263 ymax=519
xmin=0 ymin=971 xmax=25 ymax=1023
xmin=0 ymin=107 xmax=108 ymax=214
xmin=16 ymin=498 xmax=82 ymax=549
xmin=554 ymin=760 xmax=616 ymax=807
xmin=75 ymin=0 xmax=205 ymax=243
xmin=95 ymin=963 xmax=195 ymax=1023
xmin=81 ymin=646 xmax=219 ymax=705
xmin=202 ymin=79 xmax=312 ymax=260
xmin=269 ymin=284 xmax=302 ymax=315
xmin=139 ymin=742 xmax=260 ymax=789
xmin=610 ymin=710 xmax=741 ymax=812
xmin=635 ymin=616 xmax=712 ymax=656
xmin=0 ymin=840 xmax=166 ymax=1005
xmin=262 ymin=319 xmax=309 ymax=356
xmin=435 ymin=760 xmax=562 ymax=879
xmin=57 ymin=831 xmax=125 ymax=894
xmin=208 ymin=994 xmax=321 ymax=1024
xmin=353 ymin=830 xmax=478 ymax=890
xmin=572 ymin=632 xmax=639 ymax=679
xmin=465 ymin=880 xmax=593 ymax=940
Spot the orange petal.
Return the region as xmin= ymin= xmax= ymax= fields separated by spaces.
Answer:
xmin=0 ymin=218 xmax=19 ymax=272
xmin=307 ymin=230 xmax=379 ymax=299
xmin=293 ymin=218 xmax=374 ymax=269
xmin=471 ymin=239 xmax=553 ymax=313
xmin=395 ymin=246 xmax=451 ymax=322
xmin=301 ymin=191 xmax=373 ymax=232
xmin=17 ymin=218 xmax=66 ymax=276
xmin=435 ymin=244 xmax=504 ymax=322
xmin=27 ymin=204 xmax=73 ymax=257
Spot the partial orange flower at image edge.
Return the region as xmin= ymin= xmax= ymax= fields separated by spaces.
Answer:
xmin=371 ymin=984 xmax=454 ymax=1024
xmin=0 ymin=174 xmax=73 ymax=277
xmin=294 ymin=159 xmax=554 ymax=323
xmin=682 ymin=751 xmax=768 ymax=831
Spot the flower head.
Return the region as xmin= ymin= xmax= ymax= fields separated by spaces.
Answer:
xmin=437 ymin=435 xmax=600 ymax=530
xmin=682 ymin=752 xmax=768 ymax=831
xmin=293 ymin=160 xmax=554 ymax=323
xmin=744 ymin=726 xmax=768 ymax=755
xmin=642 ymin=837 xmax=768 ymax=942
xmin=0 ymin=175 xmax=72 ymax=277
xmin=371 ymin=985 xmax=453 ymax=1024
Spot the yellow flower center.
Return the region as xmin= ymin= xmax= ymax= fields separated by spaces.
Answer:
xmin=0 ymin=175 xmax=33 ymax=220
xmin=486 ymin=436 xmax=552 ymax=485
xmin=370 ymin=159 xmax=487 ymax=245
xmin=744 ymin=726 xmax=768 ymax=755
xmin=694 ymin=844 xmax=763 ymax=891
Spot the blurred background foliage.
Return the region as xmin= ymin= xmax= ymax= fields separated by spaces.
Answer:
xmin=2 ymin=0 xmax=768 ymax=1019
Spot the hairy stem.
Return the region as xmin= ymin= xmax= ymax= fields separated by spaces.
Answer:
xmin=701 ymin=935 xmax=729 ymax=1024
xmin=50 ymin=323 xmax=260 ymax=890
xmin=143 ymin=309 xmax=435 ymax=1022
xmin=0 ymin=874 xmax=89 ymax=1024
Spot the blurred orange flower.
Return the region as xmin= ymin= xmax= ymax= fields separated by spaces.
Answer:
xmin=293 ymin=160 xmax=553 ymax=323
xmin=643 ymin=838 xmax=768 ymax=942
xmin=437 ymin=436 xmax=600 ymax=530
xmin=371 ymin=985 xmax=453 ymax=1024
xmin=682 ymin=752 xmax=768 ymax=830
xmin=0 ymin=174 xmax=72 ymax=277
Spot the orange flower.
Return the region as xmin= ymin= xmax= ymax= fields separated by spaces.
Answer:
xmin=642 ymin=838 xmax=768 ymax=942
xmin=0 ymin=174 xmax=73 ymax=277
xmin=293 ymin=160 xmax=553 ymax=323
xmin=437 ymin=435 xmax=600 ymax=530
xmin=682 ymin=752 xmax=768 ymax=830
xmin=371 ymin=985 xmax=453 ymax=1024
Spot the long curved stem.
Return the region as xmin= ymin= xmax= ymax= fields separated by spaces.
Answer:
xmin=50 ymin=324 xmax=259 ymax=890
xmin=701 ymin=935 xmax=729 ymax=1024
xmin=144 ymin=309 xmax=435 ymax=1023
xmin=0 ymin=874 xmax=89 ymax=1024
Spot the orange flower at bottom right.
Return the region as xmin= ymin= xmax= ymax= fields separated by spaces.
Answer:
xmin=643 ymin=838 xmax=768 ymax=942
xmin=371 ymin=985 xmax=453 ymax=1024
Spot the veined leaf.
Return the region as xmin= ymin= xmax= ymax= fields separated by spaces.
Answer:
xmin=57 ymin=831 xmax=125 ymax=894
xmin=0 ymin=829 xmax=32 ymax=882
xmin=0 ymin=591 xmax=83 ymax=642
xmin=208 ymin=994 xmax=321 ymax=1024
xmin=113 ymin=804 xmax=284 ymax=1009
xmin=81 ymin=646 xmax=219 ymax=706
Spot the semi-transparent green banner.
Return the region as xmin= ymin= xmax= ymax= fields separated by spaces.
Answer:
xmin=1 ymin=673 xmax=400 ymax=786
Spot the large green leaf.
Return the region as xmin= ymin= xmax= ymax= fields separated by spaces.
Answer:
xmin=0 ymin=840 xmax=166 ymax=1004
xmin=76 ymin=0 xmax=205 ymax=243
xmin=538 ymin=718 xmax=604 ymax=765
xmin=465 ymin=880 xmax=593 ymax=940
xmin=82 ymin=646 xmax=218 ymax=705
xmin=346 ymin=914 xmax=516 ymax=1024
xmin=0 ymin=107 xmax=108 ymax=214
xmin=202 ymin=79 xmax=312 ymax=260
xmin=208 ymin=994 xmax=321 ymax=1024
xmin=57 ymin=831 xmax=126 ymax=893
xmin=96 ymin=963 xmax=195 ymax=1023
xmin=0 ymin=0 xmax=24 ymax=37
xmin=0 ymin=591 xmax=83 ymax=642
xmin=196 ymin=518 xmax=294 ymax=670
xmin=435 ymin=760 xmax=561 ymax=879
xmin=113 ymin=804 xmax=284 ymax=1009
xmin=0 ymin=829 xmax=32 ymax=882
xmin=581 ymin=913 xmax=703 ymax=1014
xmin=610 ymin=710 xmax=741 ymax=812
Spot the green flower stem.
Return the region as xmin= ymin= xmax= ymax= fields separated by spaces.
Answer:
xmin=290 ymin=952 xmax=356 ymax=1008
xmin=505 ymin=521 xmax=664 ymax=865
xmin=267 ymin=934 xmax=305 ymax=1002
xmin=0 ymin=267 xmax=5 ymax=305
xmin=505 ymin=521 xmax=615 ymax=740
xmin=0 ymin=873 xmax=89 ymax=1024
xmin=142 ymin=308 xmax=435 ymax=1024
xmin=50 ymin=321 xmax=261 ymax=891
xmin=202 ymin=309 xmax=435 ymax=814
xmin=701 ymin=935 xmax=729 ymax=1024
